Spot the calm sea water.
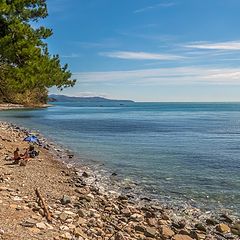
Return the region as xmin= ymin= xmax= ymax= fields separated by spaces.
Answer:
xmin=0 ymin=102 xmax=240 ymax=214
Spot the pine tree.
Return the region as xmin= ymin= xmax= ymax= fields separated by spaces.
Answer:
xmin=0 ymin=0 xmax=75 ymax=105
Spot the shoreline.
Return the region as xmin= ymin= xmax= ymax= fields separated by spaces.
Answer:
xmin=0 ymin=103 xmax=52 ymax=111
xmin=0 ymin=121 xmax=239 ymax=239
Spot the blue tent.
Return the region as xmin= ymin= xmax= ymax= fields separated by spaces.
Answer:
xmin=23 ymin=135 xmax=40 ymax=144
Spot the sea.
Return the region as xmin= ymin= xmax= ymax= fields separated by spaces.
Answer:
xmin=0 ymin=102 xmax=239 ymax=215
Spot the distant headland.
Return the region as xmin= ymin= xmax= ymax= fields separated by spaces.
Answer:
xmin=48 ymin=94 xmax=135 ymax=103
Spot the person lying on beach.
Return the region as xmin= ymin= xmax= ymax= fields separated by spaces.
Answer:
xmin=28 ymin=145 xmax=39 ymax=158
xmin=13 ymin=148 xmax=21 ymax=164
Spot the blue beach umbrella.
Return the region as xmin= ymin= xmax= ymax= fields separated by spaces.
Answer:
xmin=23 ymin=135 xmax=40 ymax=144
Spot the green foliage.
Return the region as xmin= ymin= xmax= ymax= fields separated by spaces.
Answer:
xmin=0 ymin=0 xmax=75 ymax=105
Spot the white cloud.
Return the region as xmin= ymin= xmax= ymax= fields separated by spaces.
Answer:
xmin=134 ymin=2 xmax=176 ymax=14
xmin=100 ymin=51 xmax=184 ymax=60
xmin=73 ymin=67 xmax=240 ymax=86
xmin=49 ymin=89 xmax=109 ymax=98
xmin=185 ymin=41 xmax=240 ymax=50
xmin=65 ymin=91 xmax=108 ymax=98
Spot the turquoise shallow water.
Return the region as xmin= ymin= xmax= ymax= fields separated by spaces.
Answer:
xmin=0 ymin=102 xmax=240 ymax=214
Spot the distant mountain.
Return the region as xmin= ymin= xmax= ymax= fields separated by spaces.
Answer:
xmin=48 ymin=94 xmax=134 ymax=103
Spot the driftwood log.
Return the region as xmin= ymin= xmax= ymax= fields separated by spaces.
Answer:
xmin=35 ymin=188 xmax=52 ymax=222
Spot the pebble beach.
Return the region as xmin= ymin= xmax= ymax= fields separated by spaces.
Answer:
xmin=0 ymin=120 xmax=239 ymax=240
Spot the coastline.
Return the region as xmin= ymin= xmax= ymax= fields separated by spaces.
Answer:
xmin=0 ymin=121 xmax=239 ymax=240
xmin=0 ymin=103 xmax=52 ymax=111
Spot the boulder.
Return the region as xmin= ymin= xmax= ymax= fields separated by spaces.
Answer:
xmin=36 ymin=222 xmax=46 ymax=230
xmin=195 ymin=223 xmax=206 ymax=232
xmin=190 ymin=231 xmax=206 ymax=240
xmin=121 ymin=208 xmax=131 ymax=217
xmin=74 ymin=228 xmax=88 ymax=238
xmin=220 ymin=214 xmax=233 ymax=223
xmin=82 ymin=171 xmax=89 ymax=178
xmin=135 ymin=225 xmax=145 ymax=233
xmin=144 ymin=227 xmax=157 ymax=238
xmin=145 ymin=211 xmax=155 ymax=218
xmin=21 ymin=219 xmax=37 ymax=228
xmin=161 ymin=225 xmax=175 ymax=239
xmin=172 ymin=220 xmax=186 ymax=229
xmin=77 ymin=217 xmax=86 ymax=226
xmin=161 ymin=213 xmax=170 ymax=220
xmin=59 ymin=212 xmax=69 ymax=221
xmin=231 ymin=222 xmax=240 ymax=236
xmin=77 ymin=209 xmax=87 ymax=218
xmin=60 ymin=225 xmax=69 ymax=231
xmin=60 ymin=232 xmax=72 ymax=239
xmin=115 ymin=232 xmax=126 ymax=240
xmin=75 ymin=188 xmax=89 ymax=195
xmin=173 ymin=234 xmax=193 ymax=240
xmin=146 ymin=218 xmax=158 ymax=227
xmin=205 ymin=218 xmax=218 ymax=226
xmin=61 ymin=195 xmax=71 ymax=205
xmin=130 ymin=213 xmax=144 ymax=222
xmin=79 ymin=194 xmax=92 ymax=202
xmin=118 ymin=195 xmax=128 ymax=201
xmin=216 ymin=223 xmax=230 ymax=233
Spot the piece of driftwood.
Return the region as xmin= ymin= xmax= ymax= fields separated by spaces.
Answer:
xmin=35 ymin=188 xmax=52 ymax=222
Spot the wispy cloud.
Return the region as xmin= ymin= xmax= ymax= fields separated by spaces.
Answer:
xmin=185 ymin=41 xmax=240 ymax=50
xmin=100 ymin=51 xmax=184 ymax=60
xmin=73 ymin=67 xmax=240 ymax=86
xmin=134 ymin=2 xmax=176 ymax=14
xmin=65 ymin=91 xmax=108 ymax=98
xmin=49 ymin=89 xmax=109 ymax=98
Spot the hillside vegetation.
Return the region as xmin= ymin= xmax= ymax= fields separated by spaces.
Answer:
xmin=0 ymin=0 xmax=75 ymax=106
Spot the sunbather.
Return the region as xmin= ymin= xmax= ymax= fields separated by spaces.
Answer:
xmin=19 ymin=148 xmax=29 ymax=166
xmin=13 ymin=148 xmax=21 ymax=164
xmin=28 ymin=145 xmax=39 ymax=158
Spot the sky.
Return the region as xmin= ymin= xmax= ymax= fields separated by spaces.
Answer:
xmin=44 ymin=0 xmax=240 ymax=102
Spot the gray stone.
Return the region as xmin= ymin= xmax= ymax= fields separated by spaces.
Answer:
xmin=146 ymin=218 xmax=158 ymax=227
xmin=206 ymin=218 xmax=218 ymax=226
xmin=135 ymin=225 xmax=145 ymax=233
xmin=79 ymin=194 xmax=92 ymax=202
xmin=172 ymin=220 xmax=186 ymax=229
xmin=82 ymin=171 xmax=89 ymax=178
xmin=118 ymin=195 xmax=128 ymax=201
xmin=36 ymin=222 xmax=46 ymax=230
xmin=77 ymin=209 xmax=87 ymax=218
xmin=115 ymin=232 xmax=126 ymax=240
xmin=74 ymin=227 xmax=88 ymax=238
xmin=130 ymin=213 xmax=143 ymax=222
xmin=220 ymin=214 xmax=233 ymax=223
xmin=61 ymin=195 xmax=71 ymax=205
xmin=195 ymin=223 xmax=206 ymax=232
xmin=77 ymin=217 xmax=86 ymax=226
xmin=144 ymin=227 xmax=157 ymax=238
xmin=21 ymin=219 xmax=37 ymax=228
xmin=231 ymin=222 xmax=240 ymax=236
xmin=121 ymin=208 xmax=131 ymax=217
xmin=59 ymin=212 xmax=69 ymax=221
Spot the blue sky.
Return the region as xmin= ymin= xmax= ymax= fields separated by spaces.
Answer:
xmin=45 ymin=0 xmax=240 ymax=101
